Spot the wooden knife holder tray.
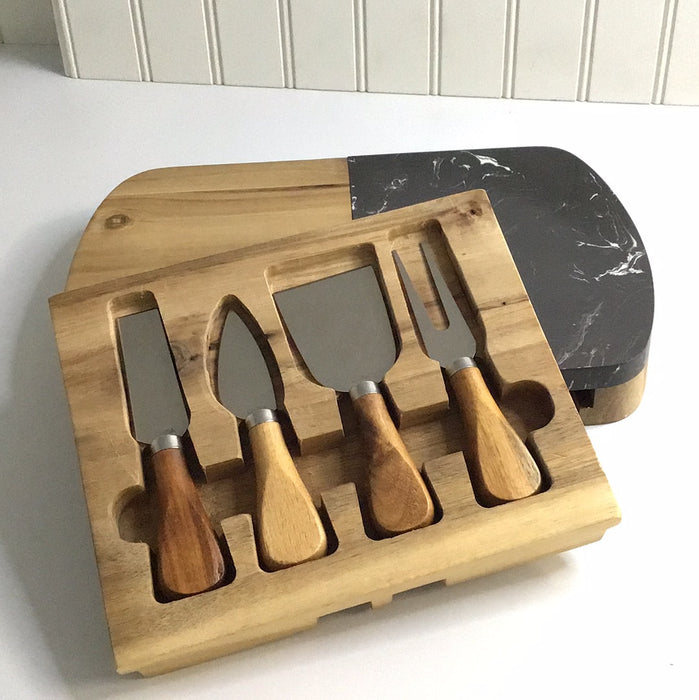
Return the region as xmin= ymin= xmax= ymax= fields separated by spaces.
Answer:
xmin=50 ymin=190 xmax=620 ymax=677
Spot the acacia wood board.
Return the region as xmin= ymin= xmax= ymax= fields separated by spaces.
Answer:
xmin=51 ymin=190 xmax=620 ymax=676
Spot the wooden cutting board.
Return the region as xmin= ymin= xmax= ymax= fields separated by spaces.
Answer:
xmin=51 ymin=190 xmax=620 ymax=675
xmin=65 ymin=148 xmax=653 ymax=425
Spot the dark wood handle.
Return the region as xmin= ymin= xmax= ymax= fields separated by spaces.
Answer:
xmin=151 ymin=446 xmax=226 ymax=598
xmin=352 ymin=391 xmax=434 ymax=536
xmin=450 ymin=365 xmax=542 ymax=504
xmin=249 ymin=420 xmax=327 ymax=570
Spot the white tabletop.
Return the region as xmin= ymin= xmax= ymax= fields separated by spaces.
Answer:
xmin=1 ymin=44 xmax=695 ymax=699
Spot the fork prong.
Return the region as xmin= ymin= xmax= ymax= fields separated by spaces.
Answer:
xmin=392 ymin=250 xmax=438 ymax=340
xmin=419 ymin=242 xmax=466 ymax=331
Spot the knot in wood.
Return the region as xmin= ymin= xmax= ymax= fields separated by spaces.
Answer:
xmin=105 ymin=214 xmax=131 ymax=229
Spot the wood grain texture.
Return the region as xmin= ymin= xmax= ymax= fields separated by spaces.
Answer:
xmin=151 ymin=445 xmax=225 ymax=599
xmin=577 ymin=364 xmax=648 ymax=425
xmin=352 ymin=391 xmax=434 ymax=535
xmin=50 ymin=189 xmax=620 ymax=675
xmin=249 ymin=420 xmax=327 ymax=569
xmin=450 ymin=365 xmax=541 ymax=504
xmin=65 ymin=159 xmax=351 ymax=291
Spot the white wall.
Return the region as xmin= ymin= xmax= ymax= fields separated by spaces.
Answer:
xmin=2 ymin=0 xmax=698 ymax=105
xmin=0 ymin=0 xmax=56 ymax=43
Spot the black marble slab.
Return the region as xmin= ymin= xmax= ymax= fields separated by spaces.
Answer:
xmin=348 ymin=147 xmax=653 ymax=393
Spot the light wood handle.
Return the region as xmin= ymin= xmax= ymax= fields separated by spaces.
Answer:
xmin=151 ymin=446 xmax=226 ymax=599
xmin=352 ymin=391 xmax=434 ymax=536
xmin=249 ymin=420 xmax=328 ymax=570
xmin=450 ymin=365 xmax=542 ymax=504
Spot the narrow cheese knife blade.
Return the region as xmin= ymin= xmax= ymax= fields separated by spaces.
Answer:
xmin=393 ymin=243 xmax=542 ymax=504
xmin=274 ymin=267 xmax=434 ymax=536
xmin=119 ymin=309 xmax=190 ymax=444
xmin=217 ymin=309 xmax=326 ymax=570
xmin=117 ymin=309 xmax=225 ymax=598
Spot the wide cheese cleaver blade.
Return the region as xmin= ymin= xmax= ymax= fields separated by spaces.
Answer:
xmin=273 ymin=267 xmax=396 ymax=392
xmin=217 ymin=309 xmax=327 ymax=570
xmin=117 ymin=309 xmax=225 ymax=598
xmin=274 ymin=267 xmax=434 ymax=536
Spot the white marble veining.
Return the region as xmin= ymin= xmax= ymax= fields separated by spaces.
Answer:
xmin=349 ymin=147 xmax=653 ymax=387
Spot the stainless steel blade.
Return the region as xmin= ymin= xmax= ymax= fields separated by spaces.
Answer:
xmin=117 ymin=309 xmax=189 ymax=444
xmin=393 ymin=243 xmax=476 ymax=368
xmin=274 ymin=266 xmax=396 ymax=393
xmin=217 ymin=311 xmax=277 ymax=419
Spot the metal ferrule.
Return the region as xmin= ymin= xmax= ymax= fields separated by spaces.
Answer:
xmin=150 ymin=433 xmax=181 ymax=454
xmin=245 ymin=408 xmax=277 ymax=429
xmin=446 ymin=356 xmax=477 ymax=377
xmin=349 ymin=380 xmax=380 ymax=401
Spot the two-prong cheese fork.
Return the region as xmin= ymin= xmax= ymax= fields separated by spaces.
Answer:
xmin=393 ymin=242 xmax=542 ymax=505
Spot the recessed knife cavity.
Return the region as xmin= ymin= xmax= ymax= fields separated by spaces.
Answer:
xmin=117 ymin=309 xmax=225 ymax=599
xmin=393 ymin=243 xmax=542 ymax=504
xmin=216 ymin=308 xmax=327 ymax=570
xmin=274 ymin=266 xmax=434 ymax=536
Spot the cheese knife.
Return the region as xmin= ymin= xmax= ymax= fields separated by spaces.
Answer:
xmin=117 ymin=309 xmax=225 ymax=598
xmin=393 ymin=243 xmax=542 ymax=504
xmin=216 ymin=309 xmax=327 ymax=570
xmin=274 ymin=267 xmax=434 ymax=536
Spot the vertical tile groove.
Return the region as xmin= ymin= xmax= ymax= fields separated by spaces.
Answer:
xmin=502 ymin=0 xmax=519 ymax=97
xmin=577 ymin=0 xmax=598 ymax=101
xmin=203 ymin=0 xmax=223 ymax=84
xmin=129 ymin=0 xmax=152 ymax=81
xmin=429 ymin=0 xmax=441 ymax=95
xmin=277 ymin=0 xmax=295 ymax=88
xmin=51 ymin=0 xmax=699 ymax=105
xmin=52 ymin=0 xmax=78 ymax=78
xmin=652 ymin=0 xmax=678 ymax=104
xmin=353 ymin=0 xmax=367 ymax=91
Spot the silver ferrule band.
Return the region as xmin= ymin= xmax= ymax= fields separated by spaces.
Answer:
xmin=349 ymin=380 xmax=380 ymax=401
xmin=446 ymin=356 xmax=477 ymax=377
xmin=150 ymin=434 xmax=181 ymax=454
xmin=245 ymin=408 xmax=277 ymax=429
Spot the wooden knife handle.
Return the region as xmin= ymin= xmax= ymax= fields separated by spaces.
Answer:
xmin=249 ymin=419 xmax=327 ymax=570
xmin=352 ymin=390 xmax=434 ymax=536
xmin=151 ymin=445 xmax=226 ymax=599
xmin=449 ymin=364 xmax=542 ymax=504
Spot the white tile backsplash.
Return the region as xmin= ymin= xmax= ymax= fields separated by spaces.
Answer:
xmin=587 ymin=0 xmax=668 ymax=104
xmin=3 ymin=0 xmax=697 ymax=104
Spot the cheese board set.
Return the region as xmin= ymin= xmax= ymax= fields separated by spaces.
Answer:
xmin=50 ymin=148 xmax=650 ymax=676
